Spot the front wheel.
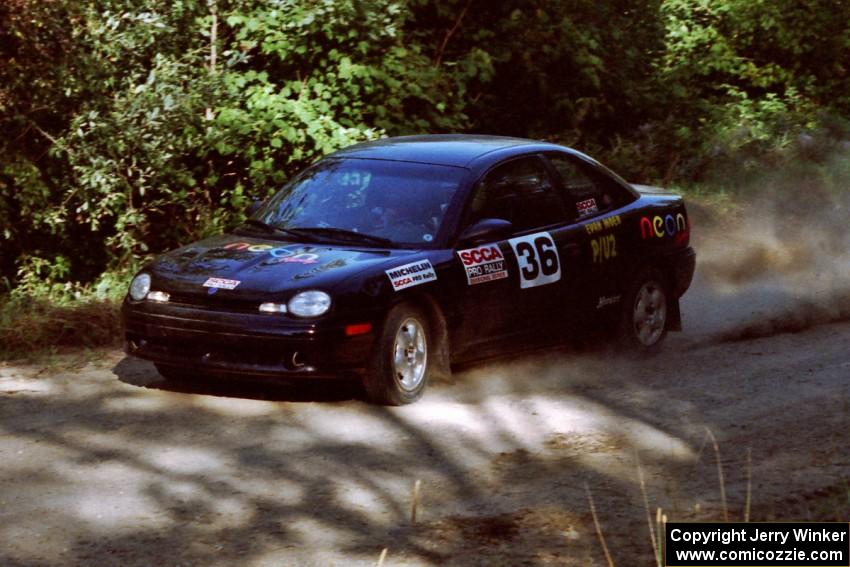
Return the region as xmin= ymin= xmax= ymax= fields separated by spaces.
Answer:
xmin=618 ymin=270 xmax=669 ymax=353
xmin=364 ymin=303 xmax=431 ymax=405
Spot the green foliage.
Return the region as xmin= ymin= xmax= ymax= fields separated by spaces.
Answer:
xmin=662 ymin=0 xmax=850 ymax=107
xmin=1 ymin=0 xmax=849 ymax=304
xmin=1 ymin=0 xmax=488 ymax=282
xmin=651 ymin=0 xmax=850 ymax=180
xmin=64 ymin=54 xmax=226 ymax=261
xmin=11 ymin=255 xmax=131 ymax=305
xmin=213 ymin=0 xmax=485 ymax=183
xmin=422 ymin=0 xmax=666 ymax=143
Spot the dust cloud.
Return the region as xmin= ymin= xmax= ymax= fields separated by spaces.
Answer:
xmin=681 ymin=163 xmax=850 ymax=345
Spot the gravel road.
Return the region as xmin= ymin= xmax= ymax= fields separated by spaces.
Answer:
xmin=2 ymin=197 xmax=849 ymax=566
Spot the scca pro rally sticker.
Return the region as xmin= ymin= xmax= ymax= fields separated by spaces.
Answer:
xmin=576 ymin=198 xmax=598 ymax=218
xmin=508 ymin=232 xmax=561 ymax=289
xmin=385 ymin=260 xmax=437 ymax=291
xmin=457 ymin=244 xmax=508 ymax=285
xmin=203 ymin=277 xmax=241 ymax=290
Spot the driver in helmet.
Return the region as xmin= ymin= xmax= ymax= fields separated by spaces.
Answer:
xmin=368 ymin=185 xmax=439 ymax=243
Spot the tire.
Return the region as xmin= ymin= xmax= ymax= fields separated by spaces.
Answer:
xmin=618 ymin=269 xmax=669 ymax=353
xmin=364 ymin=303 xmax=431 ymax=405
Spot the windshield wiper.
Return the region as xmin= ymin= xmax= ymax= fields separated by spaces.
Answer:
xmin=295 ymin=227 xmax=394 ymax=247
xmin=243 ymin=220 xmax=392 ymax=246
xmin=241 ymin=219 xmax=313 ymax=240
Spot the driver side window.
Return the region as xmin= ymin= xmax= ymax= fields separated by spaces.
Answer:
xmin=469 ymin=156 xmax=567 ymax=233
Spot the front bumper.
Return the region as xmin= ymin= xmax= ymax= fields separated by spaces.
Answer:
xmin=122 ymin=299 xmax=378 ymax=379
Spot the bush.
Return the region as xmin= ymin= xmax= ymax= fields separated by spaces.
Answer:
xmin=2 ymin=0 xmax=850 ymax=293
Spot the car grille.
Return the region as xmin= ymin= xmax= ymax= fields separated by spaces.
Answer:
xmin=126 ymin=332 xmax=314 ymax=370
xmin=166 ymin=292 xmax=260 ymax=313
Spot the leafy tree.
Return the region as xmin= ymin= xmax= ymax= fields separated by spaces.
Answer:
xmin=662 ymin=0 xmax=850 ymax=107
xmin=1 ymin=0 xmax=849 ymax=291
xmin=658 ymin=0 xmax=850 ymax=180
xmin=406 ymin=1 xmax=671 ymax=176
xmin=1 ymin=0 xmax=491 ymax=283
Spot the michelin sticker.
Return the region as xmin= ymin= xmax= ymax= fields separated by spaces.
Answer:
xmin=386 ymin=260 xmax=437 ymax=291
xmin=457 ymin=244 xmax=508 ymax=285
xmin=203 ymin=277 xmax=241 ymax=290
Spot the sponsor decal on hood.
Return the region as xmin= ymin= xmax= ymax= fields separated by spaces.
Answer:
xmin=203 ymin=277 xmax=241 ymax=290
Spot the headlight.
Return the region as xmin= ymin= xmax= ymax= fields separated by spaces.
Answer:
xmin=287 ymin=290 xmax=331 ymax=318
xmin=129 ymin=273 xmax=151 ymax=301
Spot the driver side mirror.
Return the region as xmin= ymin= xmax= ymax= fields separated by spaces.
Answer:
xmin=457 ymin=218 xmax=513 ymax=246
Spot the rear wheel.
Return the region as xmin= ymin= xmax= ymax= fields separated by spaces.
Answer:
xmin=364 ymin=303 xmax=430 ymax=405
xmin=618 ymin=270 xmax=669 ymax=352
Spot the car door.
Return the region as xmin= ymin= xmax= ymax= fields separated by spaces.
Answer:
xmin=451 ymin=154 xmax=583 ymax=356
xmin=543 ymin=151 xmax=639 ymax=315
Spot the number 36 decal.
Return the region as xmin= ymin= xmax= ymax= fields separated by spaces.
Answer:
xmin=508 ymin=232 xmax=561 ymax=289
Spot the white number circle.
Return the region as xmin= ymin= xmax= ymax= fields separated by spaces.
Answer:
xmin=508 ymin=232 xmax=561 ymax=289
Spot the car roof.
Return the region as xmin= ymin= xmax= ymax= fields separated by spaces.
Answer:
xmin=328 ymin=134 xmax=563 ymax=168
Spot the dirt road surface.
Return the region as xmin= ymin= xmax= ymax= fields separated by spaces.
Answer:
xmin=2 ymin=198 xmax=849 ymax=566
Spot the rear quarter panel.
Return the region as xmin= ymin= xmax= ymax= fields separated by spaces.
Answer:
xmin=624 ymin=186 xmax=693 ymax=294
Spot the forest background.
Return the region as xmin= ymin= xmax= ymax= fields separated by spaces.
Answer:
xmin=1 ymin=0 xmax=849 ymax=353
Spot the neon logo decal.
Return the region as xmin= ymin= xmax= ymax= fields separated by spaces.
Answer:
xmin=223 ymin=241 xmax=320 ymax=264
xmin=640 ymin=214 xmax=687 ymax=239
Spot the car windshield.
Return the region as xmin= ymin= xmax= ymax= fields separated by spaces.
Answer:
xmin=252 ymin=158 xmax=467 ymax=247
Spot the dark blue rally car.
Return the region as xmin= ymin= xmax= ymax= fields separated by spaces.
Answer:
xmin=123 ymin=135 xmax=695 ymax=404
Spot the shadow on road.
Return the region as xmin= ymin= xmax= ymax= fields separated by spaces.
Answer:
xmin=113 ymin=356 xmax=363 ymax=403
xmin=3 ymin=319 xmax=850 ymax=566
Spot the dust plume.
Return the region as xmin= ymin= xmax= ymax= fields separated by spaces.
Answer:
xmin=681 ymin=157 xmax=850 ymax=345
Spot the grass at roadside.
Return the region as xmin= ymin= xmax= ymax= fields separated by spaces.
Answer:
xmin=0 ymin=295 xmax=122 ymax=360
xmin=0 ymin=270 xmax=129 ymax=360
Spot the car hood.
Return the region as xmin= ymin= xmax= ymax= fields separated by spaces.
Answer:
xmin=149 ymin=234 xmax=411 ymax=299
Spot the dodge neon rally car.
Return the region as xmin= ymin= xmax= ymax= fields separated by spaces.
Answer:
xmin=123 ymin=135 xmax=696 ymax=404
